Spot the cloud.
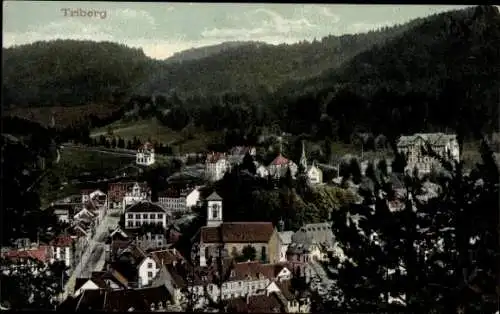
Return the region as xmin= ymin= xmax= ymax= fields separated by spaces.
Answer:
xmin=201 ymin=7 xmax=317 ymax=42
xmin=113 ymin=8 xmax=157 ymax=27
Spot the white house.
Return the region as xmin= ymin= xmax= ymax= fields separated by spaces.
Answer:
xmin=397 ymin=133 xmax=460 ymax=176
xmin=278 ymin=231 xmax=294 ymax=262
xmin=299 ymin=141 xmax=323 ymax=185
xmin=157 ymin=187 xmax=200 ymax=212
xmin=205 ymin=152 xmax=230 ymax=182
xmin=123 ymin=182 xmax=151 ymax=212
xmin=125 ymin=201 xmax=169 ymax=229
xmin=138 ymin=248 xmax=184 ymax=288
xmin=136 ymin=142 xmax=155 ymax=166
xmin=49 ymin=236 xmax=75 ymax=268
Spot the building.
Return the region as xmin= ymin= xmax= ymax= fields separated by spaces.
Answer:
xmin=227 ymin=146 xmax=257 ymax=165
xmin=136 ymin=142 xmax=155 ymax=166
xmin=299 ymin=141 xmax=323 ymax=185
xmin=107 ymin=181 xmax=150 ymax=212
xmin=396 ymin=133 xmax=460 ymax=176
xmin=196 ymin=192 xmax=280 ymax=267
xmin=81 ymin=189 xmax=105 ymax=204
xmin=124 ymin=201 xmax=169 ymax=230
xmin=267 ymin=154 xmax=298 ymax=179
xmin=205 ymin=152 xmax=230 ymax=182
xmin=137 ymin=248 xmax=185 ymax=287
xmin=278 ymin=231 xmax=294 ymax=262
xmin=157 ymin=187 xmax=200 ymax=213
xmin=50 ymin=235 xmax=75 ymax=268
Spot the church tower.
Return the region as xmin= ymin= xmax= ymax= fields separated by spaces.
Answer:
xmin=206 ymin=191 xmax=223 ymax=227
xmin=299 ymin=140 xmax=308 ymax=171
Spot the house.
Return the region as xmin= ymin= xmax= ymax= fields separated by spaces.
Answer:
xmin=107 ymin=181 xmax=150 ymax=211
xmin=74 ymin=270 xmax=129 ymax=296
xmin=81 ymin=189 xmax=105 ymax=204
xmin=59 ymin=286 xmax=172 ymax=311
xmin=397 ymin=133 xmax=460 ymax=176
xmin=157 ymin=187 xmax=200 ymax=213
xmin=286 ymin=222 xmax=334 ymax=263
xmin=137 ymin=248 xmax=185 ymax=287
xmin=299 ymin=141 xmax=323 ymax=185
xmin=196 ymin=192 xmax=280 ymax=267
xmin=49 ymin=203 xmax=82 ymax=223
xmin=267 ymin=153 xmax=298 ymax=179
xmin=265 ymin=280 xmax=311 ymax=313
xmin=256 ymin=163 xmax=270 ymax=178
xmin=123 ymin=182 xmax=151 ymax=212
xmin=136 ymin=142 xmax=155 ymax=166
xmin=124 ymin=201 xmax=169 ymax=230
xmin=226 ymin=292 xmax=287 ymax=313
xmin=278 ymin=231 xmax=294 ymax=262
xmin=205 ymin=152 xmax=230 ymax=182
xmin=50 ymin=235 xmax=75 ymax=268
xmin=227 ymin=146 xmax=257 ymax=165
xmin=2 ymin=244 xmax=53 ymax=269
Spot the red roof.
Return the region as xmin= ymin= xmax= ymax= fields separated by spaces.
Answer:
xmin=229 ymin=261 xmax=287 ymax=281
xmin=270 ymin=154 xmax=289 ymax=166
xmin=200 ymin=222 xmax=275 ymax=243
xmin=4 ymin=245 xmax=52 ymax=264
xmin=50 ymin=235 xmax=74 ymax=247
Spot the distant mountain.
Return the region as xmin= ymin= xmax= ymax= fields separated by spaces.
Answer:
xmin=139 ymin=20 xmax=424 ymax=96
xmin=164 ymin=41 xmax=267 ymax=63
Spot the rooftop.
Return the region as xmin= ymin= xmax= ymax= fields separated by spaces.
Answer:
xmin=200 ymin=222 xmax=275 ymax=243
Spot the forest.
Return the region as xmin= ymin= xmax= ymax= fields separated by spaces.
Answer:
xmin=3 ymin=6 xmax=499 ymax=149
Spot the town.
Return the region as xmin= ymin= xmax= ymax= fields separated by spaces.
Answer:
xmin=2 ymin=3 xmax=499 ymax=313
xmin=1 ymin=131 xmax=483 ymax=312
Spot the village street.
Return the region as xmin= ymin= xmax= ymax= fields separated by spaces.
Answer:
xmin=60 ymin=211 xmax=120 ymax=301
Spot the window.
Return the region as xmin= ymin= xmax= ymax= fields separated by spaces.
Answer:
xmin=212 ymin=208 xmax=218 ymax=219
xmin=147 ymin=271 xmax=153 ymax=278
xmin=127 ymin=221 xmax=133 ymax=227
xmin=127 ymin=214 xmax=133 ymax=219
xmin=157 ymin=214 xmax=163 ymax=219
xmin=143 ymin=214 xmax=148 ymax=219
xmin=149 ymin=214 xmax=155 ymax=219
xmin=148 ymin=263 xmax=153 ymax=269
xmin=135 ymin=214 xmax=141 ymax=219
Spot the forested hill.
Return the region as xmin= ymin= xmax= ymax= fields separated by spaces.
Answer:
xmin=139 ymin=19 xmax=424 ymax=96
xmin=3 ymin=15 xmax=424 ymax=107
xmin=164 ymin=41 xmax=266 ymax=63
xmin=272 ymin=5 xmax=500 ymax=140
xmin=2 ymin=40 xmax=151 ymax=107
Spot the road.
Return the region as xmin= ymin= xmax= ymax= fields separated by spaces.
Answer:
xmin=60 ymin=212 xmax=120 ymax=301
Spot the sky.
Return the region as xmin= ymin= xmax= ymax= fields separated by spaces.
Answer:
xmin=3 ymin=2 xmax=475 ymax=60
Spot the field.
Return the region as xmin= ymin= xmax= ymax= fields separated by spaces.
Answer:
xmin=4 ymin=103 xmax=121 ymax=128
xmin=91 ymin=118 xmax=221 ymax=154
xmin=38 ymin=147 xmax=136 ymax=206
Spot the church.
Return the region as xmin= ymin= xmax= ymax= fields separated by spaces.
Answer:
xmin=299 ymin=141 xmax=323 ymax=185
xmin=194 ymin=192 xmax=281 ymax=267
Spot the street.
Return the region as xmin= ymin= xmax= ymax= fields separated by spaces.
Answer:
xmin=60 ymin=211 xmax=119 ymax=301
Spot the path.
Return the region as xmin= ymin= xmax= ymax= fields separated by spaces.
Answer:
xmin=60 ymin=212 xmax=119 ymax=301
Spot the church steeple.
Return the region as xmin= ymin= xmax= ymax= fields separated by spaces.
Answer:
xmin=300 ymin=140 xmax=308 ymax=171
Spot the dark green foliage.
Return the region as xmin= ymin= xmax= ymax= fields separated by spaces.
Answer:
xmin=236 ymin=245 xmax=257 ymax=262
xmin=3 ymin=40 xmax=149 ymax=107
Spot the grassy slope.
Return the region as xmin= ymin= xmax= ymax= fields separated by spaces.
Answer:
xmin=90 ymin=118 xmax=221 ymax=154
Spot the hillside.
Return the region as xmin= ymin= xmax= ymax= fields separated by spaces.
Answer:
xmin=272 ymin=5 xmax=500 ymax=138
xmin=164 ymin=41 xmax=265 ymax=63
xmin=2 ymin=40 xmax=150 ymax=107
xmin=139 ymin=20 xmax=425 ymax=96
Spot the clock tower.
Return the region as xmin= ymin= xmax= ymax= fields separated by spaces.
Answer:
xmin=206 ymin=191 xmax=223 ymax=227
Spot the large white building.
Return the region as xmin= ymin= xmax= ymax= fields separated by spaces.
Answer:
xmin=157 ymin=187 xmax=200 ymax=212
xmin=136 ymin=142 xmax=155 ymax=166
xmin=122 ymin=182 xmax=151 ymax=212
xmin=124 ymin=201 xmax=169 ymax=229
xmin=397 ymin=133 xmax=460 ymax=176
xmin=205 ymin=152 xmax=230 ymax=182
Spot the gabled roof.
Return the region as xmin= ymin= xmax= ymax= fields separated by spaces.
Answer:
xmin=205 ymin=191 xmax=222 ymax=201
xmin=227 ymin=292 xmax=286 ymax=313
xmin=3 ymin=245 xmax=52 ymax=264
xmin=269 ymin=154 xmax=289 ymax=166
xmin=200 ymin=222 xmax=275 ymax=243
